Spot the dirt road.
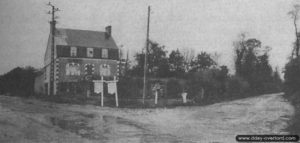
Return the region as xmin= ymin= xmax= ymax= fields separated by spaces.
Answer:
xmin=0 ymin=93 xmax=294 ymax=143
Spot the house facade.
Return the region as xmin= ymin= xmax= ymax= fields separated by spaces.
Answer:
xmin=42 ymin=26 xmax=119 ymax=95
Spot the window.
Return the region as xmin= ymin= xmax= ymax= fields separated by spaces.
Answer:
xmin=99 ymin=64 xmax=111 ymax=76
xmin=102 ymin=49 xmax=108 ymax=58
xmin=87 ymin=48 xmax=94 ymax=58
xmin=66 ymin=63 xmax=80 ymax=76
xmin=70 ymin=47 xmax=77 ymax=57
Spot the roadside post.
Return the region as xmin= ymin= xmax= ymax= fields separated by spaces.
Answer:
xmin=114 ymin=76 xmax=119 ymax=107
xmin=155 ymin=90 xmax=158 ymax=105
xmin=153 ymin=83 xmax=161 ymax=105
xmin=181 ymin=92 xmax=187 ymax=104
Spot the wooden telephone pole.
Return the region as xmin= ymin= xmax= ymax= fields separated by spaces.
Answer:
xmin=47 ymin=2 xmax=60 ymax=96
xmin=142 ymin=6 xmax=151 ymax=104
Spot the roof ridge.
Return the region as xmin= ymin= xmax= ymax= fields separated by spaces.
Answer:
xmin=56 ymin=28 xmax=105 ymax=33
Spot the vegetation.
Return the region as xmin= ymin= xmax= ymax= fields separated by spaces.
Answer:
xmin=0 ymin=66 xmax=39 ymax=97
xmin=234 ymin=34 xmax=281 ymax=94
xmin=120 ymin=34 xmax=282 ymax=105
xmin=283 ymin=4 xmax=300 ymax=135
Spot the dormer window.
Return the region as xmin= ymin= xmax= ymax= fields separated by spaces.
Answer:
xmin=70 ymin=47 xmax=77 ymax=57
xmin=102 ymin=48 xmax=108 ymax=59
xmin=87 ymin=48 xmax=94 ymax=58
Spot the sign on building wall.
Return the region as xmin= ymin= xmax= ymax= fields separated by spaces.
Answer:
xmin=66 ymin=63 xmax=80 ymax=76
xmin=85 ymin=64 xmax=95 ymax=75
xmin=100 ymin=64 xmax=111 ymax=76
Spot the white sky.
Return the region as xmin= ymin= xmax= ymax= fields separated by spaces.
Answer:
xmin=0 ymin=0 xmax=298 ymax=75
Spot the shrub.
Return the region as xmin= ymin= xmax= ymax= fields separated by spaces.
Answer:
xmin=186 ymin=68 xmax=228 ymax=103
xmin=118 ymin=76 xmax=143 ymax=98
xmin=284 ymin=57 xmax=300 ymax=94
xmin=0 ymin=67 xmax=38 ymax=97
xmin=166 ymin=79 xmax=183 ymax=98
xmin=225 ymin=76 xmax=250 ymax=98
xmin=283 ymin=57 xmax=300 ymax=136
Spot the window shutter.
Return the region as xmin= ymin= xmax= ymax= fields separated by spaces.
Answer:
xmin=109 ymin=49 xmax=119 ymax=60
xmin=56 ymin=45 xmax=70 ymax=57
xmin=77 ymin=47 xmax=86 ymax=58
xmin=94 ymin=48 xmax=101 ymax=58
xmin=63 ymin=46 xmax=70 ymax=57
xmin=56 ymin=45 xmax=63 ymax=57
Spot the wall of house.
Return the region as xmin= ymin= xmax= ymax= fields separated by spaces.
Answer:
xmin=44 ymin=36 xmax=51 ymax=66
xmin=34 ymin=72 xmax=45 ymax=94
xmin=43 ymin=60 xmax=60 ymax=95
xmin=43 ymin=33 xmax=119 ymax=95
xmin=44 ymin=65 xmax=50 ymax=95
xmin=56 ymin=45 xmax=119 ymax=60
xmin=44 ymin=34 xmax=69 ymax=95
xmin=57 ymin=58 xmax=118 ymax=82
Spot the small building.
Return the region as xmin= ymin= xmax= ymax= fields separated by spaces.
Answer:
xmin=37 ymin=26 xmax=120 ymax=95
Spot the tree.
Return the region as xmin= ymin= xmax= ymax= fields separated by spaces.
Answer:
xmin=284 ymin=57 xmax=300 ymax=93
xmin=168 ymin=49 xmax=185 ymax=77
xmin=233 ymin=34 xmax=277 ymax=93
xmin=288 ymin=4 xmax=300 ymax=57
xmin=190 ymin=52 xmax=216 ymax=72
xmin=236 ymin=38 xmax=262 ymax=79
xmin=180 ymin=48 xmax=195 ymax=72
xmin=233 ymin=34 xmax=262 ymax=78
xmin=130 ymin=41 xmax=170 ymax=77
xmin=253 ymin=53 xmax=273 ymax=93
xmin=233 ymin=33 xmax=247 ymax=75
xmin=271 ymin=67 xmax=283 ymax=92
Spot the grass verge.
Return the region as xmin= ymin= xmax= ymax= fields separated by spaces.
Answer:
xmin=284 ymin=92 xmax=300 ymax=135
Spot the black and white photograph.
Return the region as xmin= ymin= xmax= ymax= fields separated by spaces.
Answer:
xmin=0 ymin=0 xmax=299 ymax=142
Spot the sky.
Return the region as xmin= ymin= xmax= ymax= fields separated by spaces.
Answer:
xmin=0 ymin=0 xmax=298 ymax=75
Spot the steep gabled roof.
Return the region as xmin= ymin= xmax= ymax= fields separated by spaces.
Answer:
xmin=55 ymin=28 xmax=118 ymax=49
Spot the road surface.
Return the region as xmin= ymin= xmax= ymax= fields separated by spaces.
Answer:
xmin=0 ymin=93 xmax=294 ymax=143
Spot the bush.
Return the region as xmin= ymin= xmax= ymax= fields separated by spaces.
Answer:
xmin=166 ymin=79 xmax=183 ymax=98
xmin=0 ymin=67 xmax=39 ymax=97
xmin=225 ymin=76 xmax=250 ymax=99
xmin=283 ymin=57 xmax=300 ymax=135
xmin=118 ymin=76 xmax=143 ymax=98
xmin=186 ymin=68 xmax=228 ymax=103
xmin=284 ymin=57 xmax=300 ymax=93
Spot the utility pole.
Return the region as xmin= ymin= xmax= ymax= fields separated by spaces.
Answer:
xmin=47 ymin=2 xmax=60 ymax=96
xmin=142 ymin=6 xmax=150 ymax=104
xmin=125 ymin=49 xmax=129 ymax=75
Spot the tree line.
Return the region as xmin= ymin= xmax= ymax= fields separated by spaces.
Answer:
xmin=284 ymin=4 xmax=300 ymax=135
xmin=119 ymin=35 xmax=282 ymax=103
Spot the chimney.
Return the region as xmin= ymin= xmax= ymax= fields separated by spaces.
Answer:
xmin=105 ymin=25 xmax=112 ymax=39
